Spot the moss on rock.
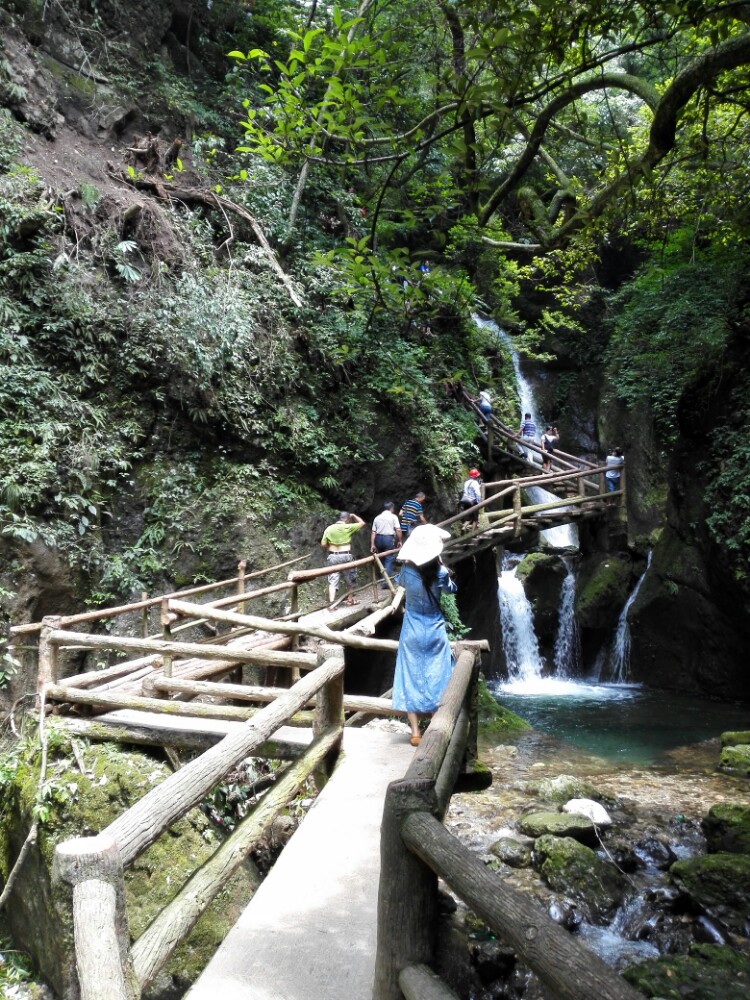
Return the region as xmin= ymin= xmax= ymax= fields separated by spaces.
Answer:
xmin=518 ymin=811 xmax=596 ymax=844
xmin=533 ymin=834 xmax=626 ymax=922
xmin=622 ymin=943 xmax=750 ymax=999
xmin=670 ymin=853 xmax=750 ymax=933
xmin=523 ymin=773 xmax=603 ymax=804
xmin=702 ymin=803 xmax=750 ymax=855
xmin=575 ymin=554 xmax=632 ymax=630
xmin=720 ymin=731 xmax=750 ymax=747
xmin=0 ymin=729 xmax=258 ymax=997
xmin=477 ymin=677 xmax=530 ymax=736
xmin=718 ymin=745 xmax=750 ymax=776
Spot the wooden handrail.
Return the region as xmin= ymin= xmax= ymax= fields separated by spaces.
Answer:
xmin=11 ymin=552 xmax=312 ymax=635
xmin=103 ymin=655 xmax=345 ymax=866
xmin=131 ymin=725 xmax=342 ymax=990
xmin=401 ymin=812 xmax=643 ymax=1000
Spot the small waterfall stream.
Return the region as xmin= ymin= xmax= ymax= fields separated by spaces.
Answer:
xmin=607 ymin=552 xmax=652 ymax=682
xmin=473 ymin=314 xmax=578 ymax=550
xmin=497 ymin=554 xmax=544 ymax=685
xmin=552 ymin=559 xmax=580 ymax=677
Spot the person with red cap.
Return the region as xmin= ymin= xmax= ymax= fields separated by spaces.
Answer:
xmin=458 ymin=468 xmax=482 ymax=528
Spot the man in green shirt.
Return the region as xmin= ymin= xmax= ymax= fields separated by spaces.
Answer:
xmin=320 ymin=511 xmax=365 ymax=606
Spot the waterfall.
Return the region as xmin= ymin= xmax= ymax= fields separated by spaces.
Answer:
xmin=497 ymin=554 xmax=544 ymax=683
xmin=473 ymin=314 xmax=578 ymax=550
xmin=553 ymin=560 xmax=580 ymax=677
xmin=608 ymin=552 xmax=652 ymax=682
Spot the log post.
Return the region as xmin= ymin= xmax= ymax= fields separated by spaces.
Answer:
xmin=512 ymin=487 xmax=522 ymax=538
xmin=373 ymin=777 xmax=439 ymax=1000
xmin=400 ymin=964 xmax=461 ymax=1000
xmin=237 ymin=559 xmax=247 ymax=615
xmin=160 ymin=600 xmax=172 ymax=679
xmin=371 ymin=560 xmax=379 ymax=602
xmin=487 ymin=422 xmax=494 ymax=460
xmin=140 ymin=593 xmax=149 ymax=638
xmin=287 ymin=582 xmax=301 ymax=682
xmin=52 ymin=833 xmax=138 ymax=1000
xmin=37 ymin=615 xmax=62 ymax=694
xmin=313 ymin=645 xmax=344 ymax=788
xmin=372 ymin=552 xmax=396 ymax=595
xmin=462 ymin=646 xmax=480 ymax=768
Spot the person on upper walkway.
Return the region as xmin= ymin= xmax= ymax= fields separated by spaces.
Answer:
xmin=370 ymin=501 xmax=402 ymax=584
xmin=518 ymin=412 xmax=537 ymax=460
xmin=320 ymin=511 xmax=365 ymax=606
xmin=605 ymin=447 xmax=625 ymax=494
xmin=399 ymin=492 xmax=427 ymax=538
xmin=541 ymin=425 xmax=559 ymax=473
xmin=471 ymin=389 xmax=492 ymax=423
xmin=458 ymin=468 xmax=482 ymax=528
xmin=392 ymin=524 xmax=457 ymax=746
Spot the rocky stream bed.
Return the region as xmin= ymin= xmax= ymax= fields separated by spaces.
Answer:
xmin=441 ymin=728 xmax=750 ymax=999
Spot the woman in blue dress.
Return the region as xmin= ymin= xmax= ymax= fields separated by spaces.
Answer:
xmin=392 ymin=524 xmax=457 ymax=745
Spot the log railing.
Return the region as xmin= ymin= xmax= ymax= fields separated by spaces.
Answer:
xmin=52 ymin=652 xmax=346 ymax=999
xmin=373 ymin=644 xmax=643 ymax=1000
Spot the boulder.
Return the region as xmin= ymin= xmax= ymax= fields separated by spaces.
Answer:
xmin=702 ymin=803 xmax=750 ymax=855
xmin=670 ymin=853 xmax=750 ymax=934
xmin=489 ymin=837 xmax=532 ymax=869
xmin=575 ymin=554 xmax=632 ymax=631
xmin=719 ymin=745 xmax=750 ymax=776
xmin=623 ymin=943 xmax=750 ymax=1000
xmin=523 ymin=773 xmax=602 ymax=804
xmin=533 ymin=835 xmax=626 ymax=922
xmin=513 ymin=552 xmax=565 ymax=644
xmin=562 ymin=798 xmax=612 ymax=827
xmin=519 ymin=811 xmax=597 ymax=845
xmin=721 ymin=730 xmax=750 ymax=747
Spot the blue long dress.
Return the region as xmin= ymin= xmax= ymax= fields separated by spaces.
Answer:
xmin=392 ymin=563 xmax=457 ymax=714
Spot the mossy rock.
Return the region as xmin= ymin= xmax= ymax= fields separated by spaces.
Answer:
xmin=718 ymin=745 xmax=750 ymax=776
xmin=533 ymin=835 xmax=626 ymax=922
xmin=523 ymin=773 xmax=602 ymax=804
xmin=702 ymin=803 xmax=750 ymax=855
xmin=489 ymin=837 xmax=532 ymax=869
xmin=518 ymin=811 xmax=597 ymax=844
xmin=720 ymin=731 xmax=750 ymax=748
xmin=575 ymin=555 xmax=632 ymax=630
xmin=477 ymin=677 xmax=530 ymax=736
xmin=670 ymin=853 xmax=750 ymax=933
xmin=514 ymin=553 xmax=565 ymax=640
xmin=622 ymin=942 xmax=750 ymax=999
xmin=0 ymin=731 xmax=258 ymax=997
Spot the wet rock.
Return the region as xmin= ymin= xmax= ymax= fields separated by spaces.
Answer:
xmin=562 ymin=798 xmax=612 ymax=827
xmin=575 ymin=554 xmax=632 ymax=631
xmin=720 ymin=730 xmax=750 ymax=747
xmin=646 ymin=884 xmax=685 ymax=911
xmin=471 ymin=940 xmax=516 ymax=985
xmin=606 ymin=838 xmax=640 ymax=873
xmin=623 ymin=942 xmax=750 ymax=1000
xmin=670 ymin=853 xmax=750 ymax=934
xmin=533 ymin=835 xmax=626 ymax=922
xmin=519 ymin=810 xmax=597 ymax=844
xmin=489 ymin=837 xmax=533 ymax=869
xmin=523 ymin=773 xmax=602 ymax=803
xmin=702 ymin=802 xmax=750 ymax=855
xmin=514 ymin=552 xmax=565 ymax=644
xmin=719 ymin=745 xmax=750 ymax=776
xmin=693 ymin=914 xmax=729 ymax=945
xmin=634 ymin=836 xmax=677 ymax=870
xmin=547 ymin=897 xmax=582 ymax=930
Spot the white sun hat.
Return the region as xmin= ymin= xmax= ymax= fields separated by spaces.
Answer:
xmin=397 ymin=524 xmax=451 ymax=566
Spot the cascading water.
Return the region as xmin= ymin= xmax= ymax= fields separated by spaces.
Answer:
xmin=552 ymin=559 xmax=580 ymax=677
xmin=607 ymin=551 xmax=652 ymax=682
xmin=497 ymin=554 xmax=544 ymax=686
xmin=473 ymin=314 xmax=578 ymax=550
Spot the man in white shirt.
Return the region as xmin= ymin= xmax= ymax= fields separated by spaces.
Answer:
xmin=370 ymin=501 xmax=403 ymax=584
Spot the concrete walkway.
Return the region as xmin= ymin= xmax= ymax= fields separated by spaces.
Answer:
xmin=185 ymin=726 xmax=414 ymax=1000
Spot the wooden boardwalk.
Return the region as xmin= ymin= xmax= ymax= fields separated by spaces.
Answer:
xmin=186 ymin=726 xmax=414 ymax=1000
